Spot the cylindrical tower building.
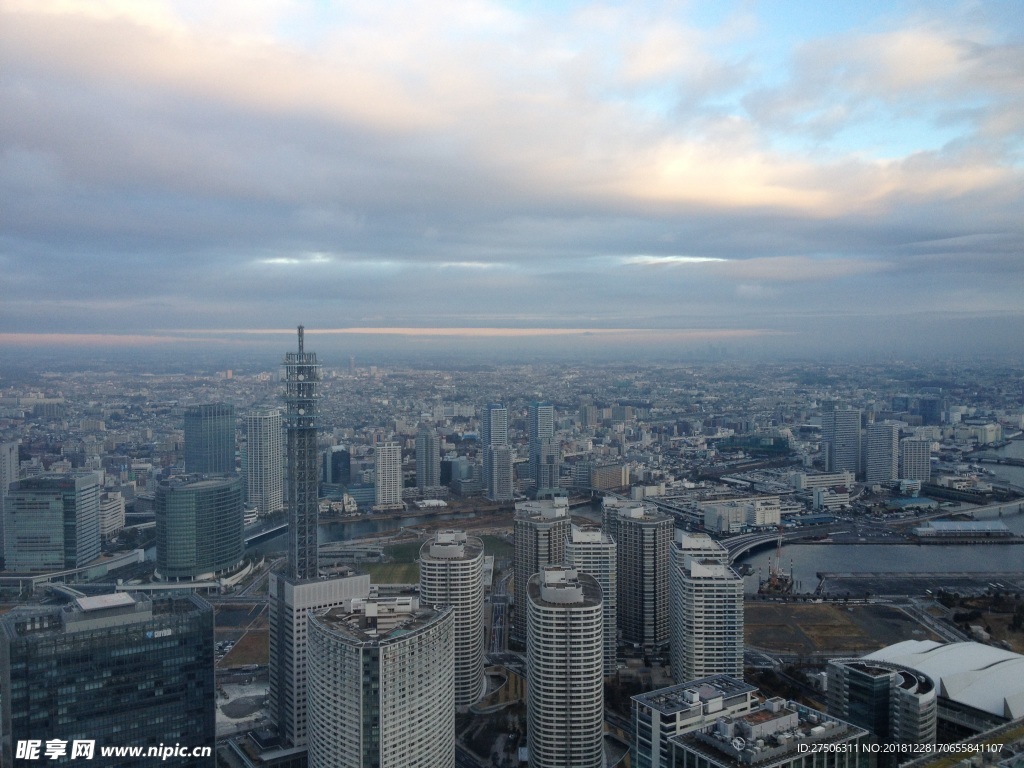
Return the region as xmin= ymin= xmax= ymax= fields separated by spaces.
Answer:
xmin=527 ymin=565 xmax=605 ymax=768
xmin=419 ymin=530 xmax=485 ymax=708
xmin=306 ymin=598 xmax=454 ymax=768
xmin=155 ymin=474 xmax=244 ymax=581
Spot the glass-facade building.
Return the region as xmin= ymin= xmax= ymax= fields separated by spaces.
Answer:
xmin=183 ymin=403 xmax=236 ymax=475
xmin=3 ymin=472 xmax=101 ymax=571
xmin=155 ymin=474 xmax=244 ymax=581
xmin=0 ymin=593 xmax=215 ymax=767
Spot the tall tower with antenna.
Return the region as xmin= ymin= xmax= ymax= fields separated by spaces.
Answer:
xmin=284 ymin=325 xmax=321 ymax=580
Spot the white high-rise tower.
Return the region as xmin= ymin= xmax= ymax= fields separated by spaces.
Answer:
xmin=566 ymin=524 xmax=617 ymax=675
xmin=419 ymin=531 xmax=485 ymax=708
xmin=669 ymin=532 xmax=744 ymax=683
xmin=527 ymin=566 xmax=604 ymax=768
xmin=245 ymin=409 xmax=284 ymax=517
xmin=374 ymin=442 xmax=402 ymax=509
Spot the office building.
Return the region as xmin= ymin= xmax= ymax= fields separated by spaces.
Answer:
xmin=512 ymin=497 xmax=571 ymax=645
xmin=284 ymin=326 xmax=320 ymax=581
xmin=155 ymin=474 xmax=244 ymax=581
xmin=481 ymin=403 xmax=513 ymax=501
xmin=900 ymin=438 xmax=931 ymax=482
xmin=606 ymin=500 xmax=672 ymax=648
xmin=865 ymin=422 xmax=899 ymax=484
xmin=632 ymin=676 xmax=759 ymax=768
xmin=862 ymin=640 xmax=1024 ymax=740
xmin=527 ymin=566 xmax=604 ymax=768
xmin=322 ymin=445 xmax=351 ymax=486
xmin=183 ymin=403 xmax=236 ymax=475
xmin=0 ymin=593 xmax=215 ymax=768
xmin=374 ymin=442 xmax=403 ymax=509
xmin=419 ymin=531 xmax=485 ymax=708
xmin=268 ymin=572 xmax=371 ymax=750
xmin=0 ymin=441 xmax=19 ymax=567
xmin=822 ymin=408 xmax=861 ymax=476
xmin=827 ymin=659 xmax=937 ymax=746
xmin=4 ymin=472 xmax=101 ymax=572
xmin=669 ymin=532 xmax=744 ymax=683
xmin=415 ymin=426 xmax=441 ymax=491
xmin=566 ymin=524 xmax=617 ymax=675
xmin=306 ymin=598 xmax=454 ymax=768
xmin=98 ymin=490 xmax=125 ymax=540
xmin=528 ymin=402 xmax=557 ymax=494
xmin=245 ymin=409 xmax=284 ymax=517
xmin=668 ymin=698 xmax=869 ymax=768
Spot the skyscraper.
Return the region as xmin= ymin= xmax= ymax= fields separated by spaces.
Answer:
xmin=415 ymin=426 xmax=441 ymax=491
xmin=268 ymin=327 xmax=374 ymax=752
xmin=608 ymin=501 xmax=672 ymax=649
xmin=823 ymin=408 xmax=862 ymax=476
xmin=0 ymin=593 xmax=215 ymax=767
xmin=566 ymin=524 xmax=617 ymax=675
xmin=306 ymin=598 xmax=454 ymax=768
xmin=3 ymin=472 xmax=101 ymax=571
xmin=284 ymin=326 xmax=320 ymax=581
xmin=900 ymin=438 xmax=932 ymax=482
xmin=419 ymin=531 xmax=485 ymax=708
xmin=374 ymin=442 xmax=402 ymax=509
xmin=512 ymin=497 xmax=571 ymax=645
xmin=0 ymin=441 xmax=18 ymax=568
xmin=481 ymin=403 xmax=513 ymax=501
xmin=865 ymin=423 xmax=899 ymax=484
xmin=528 ymin=402 xmax=556 ymax=494
xmin=245 ymin=409 xmax=284 ymax=517
xmin=527 ymin=566 xmax=604 ymax=768
xmin=669 ymin=532 xmax=744 ymax=683
xmin=183 ymin=403 xmax=235 ymax=474
xmin=155 ymin=474 xmax=244 ymax=581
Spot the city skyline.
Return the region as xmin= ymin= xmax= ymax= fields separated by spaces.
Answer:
xmin=1 ymin=1 xmax=1022 ymax=360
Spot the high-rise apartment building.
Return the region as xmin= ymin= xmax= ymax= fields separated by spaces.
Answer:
xmin=822 ymin=408 xmax=862 ymax=476
xmin=183 ymin=403 xmax=236 ymax=474
xmin=669 ymin=532 xmax=744 ymax=683
xmin=512 ymin=497 xmax=571 ymax=645
xmin=3 ymin=472 xmax=101 ymax=571
xmin=566 ymin=524 xmax=617 ymax=675
xmin=865 ymin=423 xmax=899 ymax=483
xmin=605 ymin=499 xmax=672 ymax=648
xmin=527 ymin=566 xmax=604 ymax=768
xmin=415 ymin=426 xmax=441 ymax=491
xmin=374 ymin=442 xmax=403 ymax=509
xmin=528 ymin=402 xmax=557 ymax=494
xmin=245 ymin=409 xmax=284 ymax=517
xmin=481 ymin=403 xmax=513 ymax=501
xmin=155 ymin=474 xmax=244 ymax=581
xmin=418 ymin=531 xmax=485 ymax=708
xmin=306 ymin=598 xmax=454 ymax=768
xmin=0 ymin=593 xmax=215 ymax=767
xmin=900 ymin=438 xmax=932 ymax=482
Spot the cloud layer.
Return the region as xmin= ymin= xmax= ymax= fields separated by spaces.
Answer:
xmin=1 ymin=0 xmax=1022 ymax=357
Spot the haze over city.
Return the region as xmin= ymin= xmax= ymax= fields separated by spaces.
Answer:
xmin=2 ymin=0 xmax=1023 ymax=361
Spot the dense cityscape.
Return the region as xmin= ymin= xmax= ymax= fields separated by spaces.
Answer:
xmin=2 ymin=332 xmax=1024 ymax=766
xmin=3 ymin=1 xmax=1023 ymax=766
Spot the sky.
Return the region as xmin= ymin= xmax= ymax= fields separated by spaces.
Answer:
xmin=1 ymin=0 xmax=1022 ymax=361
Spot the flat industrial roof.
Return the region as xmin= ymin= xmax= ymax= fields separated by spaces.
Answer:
xmin=75 ymin=593 xmax=136 ymax=612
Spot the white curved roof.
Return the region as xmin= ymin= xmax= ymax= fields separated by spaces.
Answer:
xmin=865 ymin=640 xmax=1024 ymax=720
